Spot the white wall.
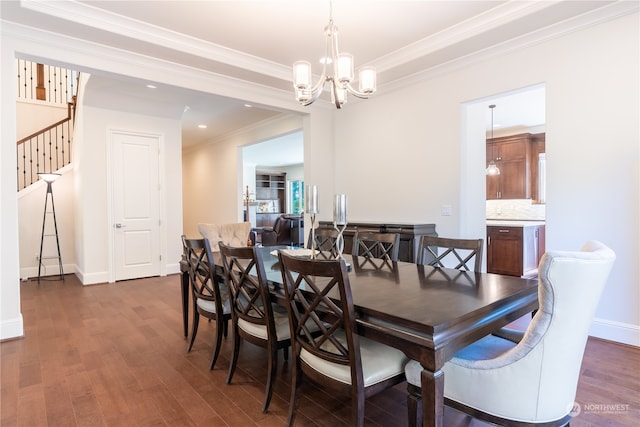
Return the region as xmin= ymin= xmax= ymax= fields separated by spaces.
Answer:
xmin=76 ymin=104 xmax=183 ymax=283
xmin=18 ymin=166 xmax=75 ymax=280
xmin=182 ymin=114 xmax=305 ymax=237
xmin=1 ymin=33 xmax=23 ymax=339
xmin=16 ymin=101 xmax=68 ymax=140
xmin=332 ymin=13 xmax=639 ymax=345
xmin=1 ymin=11 xmax=637 ymax=346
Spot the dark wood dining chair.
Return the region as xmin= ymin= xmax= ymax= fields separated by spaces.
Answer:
xmin=308 ymin=227 xmax=339 ymax=259
xmin=351 ymin=231 xmax=400 ymax=262
xmin=182 ymin=236 xmax=231 ymax=370
xmin=278 ymin=252 xmax=408 ymax=427
xmin=218 ymin=242 xmax=291 ymax=413
xmin=417 ymin=235 xmax=484 ymax=272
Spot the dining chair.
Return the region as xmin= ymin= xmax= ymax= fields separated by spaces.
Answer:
xmin=218 ymin=242 xmax=291 ymax=413
xmin=308 ymin=227 xmax=340 ymax=259
xmin=351 ymin=231 xmax=400 ymax=262
xmin=417 ymin=235 xmax=484 ymax=272
xmin=405 ymin=240 xmax=616 ymax=427
xmin=197 ymin=222 xmax=252 ymax=251
xmin=182 ymin=236 xmax=231 ymax=370
xmin=278 ymin=252 xmax=408 ymax=427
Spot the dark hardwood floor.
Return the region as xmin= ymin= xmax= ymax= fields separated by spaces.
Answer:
xmin=2 ymin=274 xmax=638 ymax=426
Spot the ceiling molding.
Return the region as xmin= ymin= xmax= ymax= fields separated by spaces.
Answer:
xmin=379 ymin=0 xmax=639 ymax=95
xmin=3 ymin=20 xmax=305 ymax=114
xmin=21 ymin=0 xmax=292 ymax=82
xmin=373 ymin=1 xmax=559 ymax=73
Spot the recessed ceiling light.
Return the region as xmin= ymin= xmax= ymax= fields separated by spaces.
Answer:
xmin=146 ymin=84 xmax=157 ymax=89
xmin=198 ymin=124 xmax=207 ymax=129
xmin=244 ymin=104 xmax=253 ymax=108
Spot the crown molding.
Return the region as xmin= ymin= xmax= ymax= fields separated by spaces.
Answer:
xmin=372 ymin=0 xmax=559 ymax=72
xmin=20 ymin=0 xmax=292 ymax=82
xmin=380 ymin=0 xmax=639 ymax=95
xmin=2 ymin=20 xmax=304 ymax=113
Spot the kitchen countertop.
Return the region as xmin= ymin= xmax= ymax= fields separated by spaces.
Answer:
xmin=487 ymin=220 xmax=546 ymax=227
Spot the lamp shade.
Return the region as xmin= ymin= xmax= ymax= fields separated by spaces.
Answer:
xmin=293 ymin=61 xmax=312 ymax=89
xmin=359 ymin=67 xmax=376 ymax=94
xmin=38 ymin=173 xmax=61 ymax=183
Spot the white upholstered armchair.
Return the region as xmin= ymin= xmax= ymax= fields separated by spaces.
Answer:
xmin=405 ymin=240 xmax=616 ymax=426
xmin=197 ymin=222 xmax=252 ymax=251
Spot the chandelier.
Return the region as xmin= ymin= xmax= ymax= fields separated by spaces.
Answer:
xmin=292 ymin=2 xmax=376 ymax=109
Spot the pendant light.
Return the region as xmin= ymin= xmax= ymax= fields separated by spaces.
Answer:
xmin=486 ymin=104 xmax=500 ymax=176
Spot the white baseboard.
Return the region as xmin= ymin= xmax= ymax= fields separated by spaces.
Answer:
xmin=0 ymin=315 xmax=24 ymax=341
xmin=165 ymin=262 xmax=181 ymax=275
xmin=590 ymin=317 xmax=640 ymax=347
xmin=20 ymin=263 xmax=75 ymax=281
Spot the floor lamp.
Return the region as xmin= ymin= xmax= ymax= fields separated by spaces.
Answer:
xmin=37 ymin=173 xmax=64 ymax=282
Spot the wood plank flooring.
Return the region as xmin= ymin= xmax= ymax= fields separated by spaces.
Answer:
xmin=1 ymin=274 xmax=638 ymax=426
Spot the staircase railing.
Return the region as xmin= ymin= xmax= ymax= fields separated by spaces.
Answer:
xmin=16 ymin=60 xmax=79 ymax=191
xmin=17 ymin=102 xmax=74 ymax=190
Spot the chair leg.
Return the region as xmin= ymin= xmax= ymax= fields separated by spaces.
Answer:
xmin=187 ymin=309 xmax=199 ymax=352
xmin=286 ymin=360 xmax=302 ymax=427
xmin=354 ymin=386 xmax=365 ymax=427
xmin=226 ymin=323 xmax=241 ymax=384
xmin=209 ymin=317 xmax=224 ymax=370
xmin=262 ymin=343 xmax=278 ymax=413
xmin=282 ymin=345 xmax=289 ymax=361
xmin=222 ymin=318 xmax=229 ymax=338
xmin=407 ymin=392 xmax=422 ymax=427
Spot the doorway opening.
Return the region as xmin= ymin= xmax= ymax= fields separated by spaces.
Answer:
xmin=241 ymin=130 xmax=304 ymax=236
xmin=461 ymin=83 xmax=546 ymax=273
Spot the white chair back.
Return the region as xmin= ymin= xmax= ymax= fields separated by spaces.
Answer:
xmin=443 ymin=240 xmax=616 ymax=423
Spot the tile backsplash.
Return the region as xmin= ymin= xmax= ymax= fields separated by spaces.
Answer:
xmin=486 ymin=199 xmax=546 ymax=220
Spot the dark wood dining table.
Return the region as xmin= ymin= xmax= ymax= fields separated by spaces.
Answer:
xmin=181 ymin=246 xmax=538 ymax=427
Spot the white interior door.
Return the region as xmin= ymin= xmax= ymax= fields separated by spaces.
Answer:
xmin=111 ymin=131 xmax=160 ymax=281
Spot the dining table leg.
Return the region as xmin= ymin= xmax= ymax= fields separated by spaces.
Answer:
xmin=421 ymin=368 xmax=444 ymax=427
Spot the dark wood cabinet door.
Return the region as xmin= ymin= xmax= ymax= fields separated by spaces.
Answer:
xmin=500 ymin=158 xmax=527 ymax=199
xmin=486 ymin=134 xmax=541 ymax=200
xmin=487 ymin=226 xmax=523 ymax=276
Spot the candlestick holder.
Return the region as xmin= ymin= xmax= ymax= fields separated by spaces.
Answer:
xmin=334 ymin=221 xmax=347 ymax=262
xmin=310 ymin=214 xmax=317 ymax=259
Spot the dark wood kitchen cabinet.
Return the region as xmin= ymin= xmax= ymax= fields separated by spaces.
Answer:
xmin=486 ymin=133 xmax=545 ymax=201
xmin=487 ymin=223 xmax=545 ymax=277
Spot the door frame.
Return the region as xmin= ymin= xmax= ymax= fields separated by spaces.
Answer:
xmin=106 ymin=128 xmax=165 ymax=283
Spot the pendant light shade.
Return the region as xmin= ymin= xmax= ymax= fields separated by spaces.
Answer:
xmin=486 ymin=104 xmax=500 ymax=176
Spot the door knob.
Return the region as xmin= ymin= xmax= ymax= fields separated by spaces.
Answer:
xmin=115 ymin=223 xmax=126 ymax=228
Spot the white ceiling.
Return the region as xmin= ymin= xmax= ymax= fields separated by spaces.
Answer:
xmin=3 ymin=0 xmax=633 ymax=165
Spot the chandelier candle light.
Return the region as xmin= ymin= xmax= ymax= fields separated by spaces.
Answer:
xmin=306 ymin=185 xmax=319 ymax=259
xmin=333 ymin=194 xmax=348 ymax=262
xmin=293 ymin=1 xmax=376 ymax=109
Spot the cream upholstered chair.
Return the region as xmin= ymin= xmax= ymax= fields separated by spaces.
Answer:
xmin=405 ymin=240 xmax=615 ymax=427
xmin=198 ymin=222 xmax=252 ymax=251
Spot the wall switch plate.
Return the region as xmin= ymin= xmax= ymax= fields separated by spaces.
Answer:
xmin=441 ymin=205 xmax=452 ymax=216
